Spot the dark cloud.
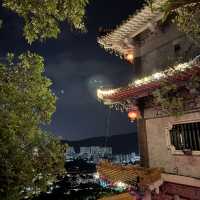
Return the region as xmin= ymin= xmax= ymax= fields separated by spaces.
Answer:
xmin=0 ymin=0 xmax=142 ymax=140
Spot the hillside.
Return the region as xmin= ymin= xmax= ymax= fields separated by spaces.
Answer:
xmin=64 ymin=133 xmax=138 ymax=155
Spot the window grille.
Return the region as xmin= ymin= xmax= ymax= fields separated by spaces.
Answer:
xmin=170 ymin=122 xmax=200 ymax=151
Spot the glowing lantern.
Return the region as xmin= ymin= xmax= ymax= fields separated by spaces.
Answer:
xmin=124 ymin=51 xmax=134 ymax=63
xmin=128 ymin=108 xmax=141 ymax=122
xmin=128 ymin=111 xmax=137 ymax=121
xmin=124 ymin=49 xmax=134 ymax=63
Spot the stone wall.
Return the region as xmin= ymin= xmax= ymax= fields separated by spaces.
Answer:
xmin=144 ymin=109 xmax=200 ymax=179
xmin=134 ymin=23 xmax=200 ymax=76
xmin=152 ymin=182 xmax=200 ymax=200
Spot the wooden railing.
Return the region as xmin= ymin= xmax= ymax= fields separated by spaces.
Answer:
xmin=97 ymin=161 xmax=163 ymax=188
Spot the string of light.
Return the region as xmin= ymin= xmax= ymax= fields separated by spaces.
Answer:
xmin=97 ymin=56 xmax=200 ymax=101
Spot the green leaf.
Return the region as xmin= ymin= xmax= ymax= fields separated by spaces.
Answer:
xmin=0 ymin=52 xmax=66 ymax=200
xmin=2 ymin=0 xmax=89 ymax=43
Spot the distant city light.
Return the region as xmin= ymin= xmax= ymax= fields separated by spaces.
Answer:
xmin=115 ymin=181 xmax=128 ymax=189
xmin=94 ymin=172 xmax=100 ymax=179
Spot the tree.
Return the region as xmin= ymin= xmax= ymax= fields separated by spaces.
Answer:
xmin=1 ymin=0 xmax=89 ymax=43
xmin=0 ymin=52 xmax=66 ymax=200
xmin=150 ymin=0 xmax=200 ymax=45
xmin=0 ymin=1 xmax=90 ymax=199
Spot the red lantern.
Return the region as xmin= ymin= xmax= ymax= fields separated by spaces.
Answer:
xmin=124 ymin=52 xmax=134 ymax=63
xmin=128 ymin=107 xmax=141 ymax=122
xmin=128 ymin=111 xmax=138 ymax=121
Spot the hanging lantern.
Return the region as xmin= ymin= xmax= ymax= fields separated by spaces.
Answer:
xmin=124 ymin=48 xmax=134 ymax=63
xmin=128 ymin=111 xmax=138 ymax=121
xmin=128 ymin=111 xmax=137 ymax=119
xmin=124 ymin=52 xmax=134 ymax=63
xmin=126 ymin=53 xmax=134 ymax=62
xmin=128 ymin=107 xmax=141 ymax=122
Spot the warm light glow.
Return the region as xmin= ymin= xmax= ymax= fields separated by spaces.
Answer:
xmin=127 ymin=53 xmax=134 ymax=61
xmin=125 ymin=52 xmax=134 ymax=63
xmin=97 ymin=88 xmax=120 ymax=99
xmin=134 ymin=76 xmax=152 ymax=86
xmin=132 ymin=61 xmax=191 ymax=87
xmin=94 ymin=172 xmax=100 ymax=179
xmin=153 ymin=72 xmax=166 ymax=80
xmin=128 ymin=111 xmax=137 ymax=120
xmin=96 ymin=56 xmax=200 ymax=101
xmin=115 ymin=181 xmax=127 ymax=189
xmin=175 ymin=63 xmax=189 ymax=71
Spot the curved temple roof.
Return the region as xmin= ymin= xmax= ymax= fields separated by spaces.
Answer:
xmin=97 ymin=56 xmax=200 ymax=104
xmin=98 ymin=0 xmax=165 ymax=55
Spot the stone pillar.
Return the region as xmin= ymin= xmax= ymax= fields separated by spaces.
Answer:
xmin=174 ymin=195 xmax=180 ymax=200
xmin=143 ymin=190 xmax=152 ymax=200
xmin=137 ymin=118 xmax=149 ymax=168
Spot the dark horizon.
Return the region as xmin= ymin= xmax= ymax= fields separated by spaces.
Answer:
xmin=65 ymin=131 xmax=137 ymax=142
xmin=65 ymin=132 xmax=139 ymax=155
xmin=0 ymin=0 xmax=143 ymax=140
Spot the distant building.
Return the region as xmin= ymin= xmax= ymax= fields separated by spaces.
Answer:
xmin=65 ymin=146 xmax=76 ymax=161
xmin=79 ymin=146 xmax=112 ymax=163
xmin=66 ymin=145 xmax=138 ymax=165
xmin=79 ymin=147 xmax=91 ymax=156
xmin=80 ymin=146 xmax=112 ymax=156
xmin=131 ymin=153 xmax=140 ymax=163
xmin=113 ymin=153 xmax=140 ymax=164
xmin=67 ymin=146 xmax=76 ymax=154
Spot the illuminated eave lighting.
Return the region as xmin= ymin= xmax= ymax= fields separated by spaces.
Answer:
xmin=96 ymin=57 xmax=199 ymax=101
xmin=132 ymin=61 xmax=191 ymax=87
xmin=97 ymin=88 xmax=120 ymax=99
xmin=174 ymin=62 xmax=189 ymax=71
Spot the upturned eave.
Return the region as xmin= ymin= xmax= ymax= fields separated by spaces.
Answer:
xmin=97 ymin=56 xmax=200 ymax=105
xmin=97 ymin=0 xmax=165 ymax=56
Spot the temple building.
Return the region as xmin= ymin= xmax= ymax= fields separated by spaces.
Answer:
xmin=96 ymin=0 xmax=200 ymax=199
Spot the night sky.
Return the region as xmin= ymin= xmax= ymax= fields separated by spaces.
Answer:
xmin=0 ymin=0 xmax=143 ymax=140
